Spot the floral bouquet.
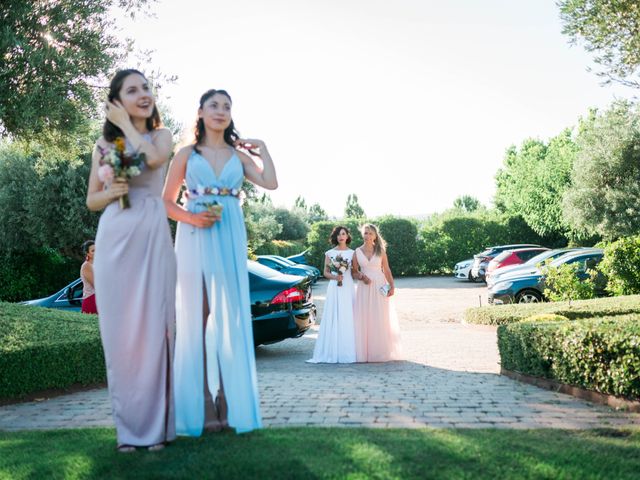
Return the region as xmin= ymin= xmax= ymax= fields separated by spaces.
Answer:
xmin=202 ymin=201 xmax=224 ymax=219
xmin=97 ymin=137 xmax=146 ymax=209
xmin=329 ymin=254 xmax=350 ymax=287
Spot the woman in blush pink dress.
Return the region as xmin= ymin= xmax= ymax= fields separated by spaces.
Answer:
xmin=351 ymin=224 xmax=402 ymax=362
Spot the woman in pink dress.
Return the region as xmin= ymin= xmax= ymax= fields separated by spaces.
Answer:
xmin=352 ymin=224 xmax=402 ymax=362
xmin=80 ymin=240 xmax=97 ymax=314
xmin=86 ymin=69 xmax=176 ymax=453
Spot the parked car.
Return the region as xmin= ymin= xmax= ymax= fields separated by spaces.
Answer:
xmin=488 ymin=248 xmax=604 ymax=305
xmin=471 ymin=244 xmax=542 ymax=282
xmin=286 ymin=250 xmax=309 ymax=265
xmin=486 ymin=247 xmax=585 ymax=289
xmin=485 ymin=247 xmax=550 ymax=281
xmin=453 ymin=258 xmax=474 ymax=281
xmin=21 ymin=260 xmax=316 ymax=346
xmin=256 ymin=254 xmax=321 ymax=283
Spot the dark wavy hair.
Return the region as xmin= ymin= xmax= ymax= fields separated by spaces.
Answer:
xmin=102 ymin=69 xmax=162 ymax=142
xmin=329 ymin=226 xmax=352 ymax=246
xmin=193 ymin=89 xmax=239 ymax=154
xmin=81 ymin=240 xmax=95 ymax=256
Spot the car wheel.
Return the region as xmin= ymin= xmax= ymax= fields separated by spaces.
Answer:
xmin=468 ymin=272 xmax=477 ymax=283
xmin=516 ymin=290 xmax=542 ymax=303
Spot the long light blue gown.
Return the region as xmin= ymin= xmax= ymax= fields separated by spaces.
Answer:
xmin=174 ymin=148 xmax=262 ymax=435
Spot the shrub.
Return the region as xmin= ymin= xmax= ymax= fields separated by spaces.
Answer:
xmin=418 ymin=211 xmax=546 ymax=274
xmin=273 ymin=208 xmax=309 ymax=241
xmin=599 ymin=235 xmax=640 ymax=296
xmin=542 ymin=262 xmax=596 ymax=302
xmin=377 ymin=216 xmax=422 ymax=276
xmin=521 ymin=313 xmax=570 ymax=323
xmin=465 ymin=294 xmax=640 ymax=325
xmin=498 ymin=315 xmax=640 ymax=399
xmin=0 ymin=302 xmax=105 ymax=400
xmin=0 ymin=248 xmax=80 ymax=302
xmin=255 ymin=239 xmax=306 ymax=257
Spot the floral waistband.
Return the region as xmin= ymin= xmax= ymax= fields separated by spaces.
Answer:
xmin=184 ymin=185 xmax=244 ymax=199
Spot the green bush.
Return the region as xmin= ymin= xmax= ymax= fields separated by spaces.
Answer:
xmin=521 ymin=313 xmax=570 ymax=323
xmin=418 ymin=212 xmax=546 ymax=274
xmin=377 ymin=216 xmax=422 ymax=276
xmin=0 ymin=248 xmax=80 ymax=302
xmin=0 ymin=302 xmax=105 ymax=400
xmin=254 ymin=239 xmax=307 ymax=257
xmin=465 ymin=295 xmax=640 ymax=325
xmin=600 ymin=235 xmax=640 ymax=296
xmin=542 ymin=262 xmax=596 ymax=302
xmin=273 ymin=208 xmax=309 ymax=241
xmin=498 ymin=315 xmax=640 ymax=399
xmin=306 ymin=221 xmax=363 ymax=269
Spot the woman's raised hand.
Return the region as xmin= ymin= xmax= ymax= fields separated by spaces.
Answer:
xmin=105 ymin=100 xmax=131 ymax=130
xmin=235 ymin=138 xmax=265 ymax=156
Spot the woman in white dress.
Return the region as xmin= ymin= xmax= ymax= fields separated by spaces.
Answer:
xmin=308 ymin=226 xmax=356 ymax=363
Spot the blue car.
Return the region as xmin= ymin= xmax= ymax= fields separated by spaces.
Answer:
xmin=256 ymin=255 xmax=321 ymax=283
xmin=21 ymin=260 xmax=316 ymax=346
xmin=488 ymin=249 xmax=605 ymax=305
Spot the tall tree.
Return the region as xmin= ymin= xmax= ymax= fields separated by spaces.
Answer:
xmin=494 ymin=128 xmax=578 ymax=240
xmin=308 ymin=203 xmax=328 ymax=223
xmin=453 ymin=195 xmax=481 ymax=212
xmin=344 ymin=193 xmax=366 ymax=219
xmin=558 ymin=0 xmax=640 ymax=88
xmin=0 ymin=0 xmax=152 ymax=138
xmin=563 ymin=101 xmax=640 ymax=239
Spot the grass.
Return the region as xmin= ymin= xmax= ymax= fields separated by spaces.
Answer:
xmin=1 ymin=427 xmax=640 ymax=479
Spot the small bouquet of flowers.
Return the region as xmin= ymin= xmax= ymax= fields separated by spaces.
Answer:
xmin=329 ymin=254 xmax=350 ymax=287
xmin=202 ymin=201 xmax=224 ymax=219
xmin=97 ymin=137 xmax=146 ymax=209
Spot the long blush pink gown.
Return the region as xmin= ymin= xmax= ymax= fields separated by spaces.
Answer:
xmin=353 ymin=248 xmax=402 ymax=362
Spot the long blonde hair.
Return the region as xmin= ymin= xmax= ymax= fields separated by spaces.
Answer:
xmin=362 ymin=224 xmax=386 ymax=257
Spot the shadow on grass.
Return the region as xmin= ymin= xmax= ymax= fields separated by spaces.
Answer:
xmin=1 ymin=427 xmax=639 ymax=479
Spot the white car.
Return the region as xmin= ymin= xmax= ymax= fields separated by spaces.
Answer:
xmin=453 ymin=259 xmax=475 ymax=281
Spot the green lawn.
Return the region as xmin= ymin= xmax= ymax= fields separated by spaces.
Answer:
xmin=1 ymin=427 xmax=639 ymax=479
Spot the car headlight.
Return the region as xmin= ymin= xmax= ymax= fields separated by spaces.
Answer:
xmin=492 ymin=281 xmax=513 ymax=292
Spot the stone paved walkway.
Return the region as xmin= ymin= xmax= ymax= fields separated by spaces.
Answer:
xmin=1 ymin=277 xmax=639 ymax=431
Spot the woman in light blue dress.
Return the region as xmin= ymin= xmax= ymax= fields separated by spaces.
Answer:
xmin=163 ymin=89 xmax=277 ymax=435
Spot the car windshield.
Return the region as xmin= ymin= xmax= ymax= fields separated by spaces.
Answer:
xmin=492 ymin=251 xmax=511 ymax=262
xmin=550 ymin=252 xmax=598 ymax=268
xmin=526 ymin=249 xmax=574 ymax=266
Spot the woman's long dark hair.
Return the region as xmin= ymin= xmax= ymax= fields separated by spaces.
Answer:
xmin=102 ymin=69 xmax=162 ymax=142
xmin=193 ymin=89 xmax=239 ymax=153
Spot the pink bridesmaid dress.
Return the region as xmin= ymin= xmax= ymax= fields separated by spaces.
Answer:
xmin=353 ymin=248 xmax=402 ymax=362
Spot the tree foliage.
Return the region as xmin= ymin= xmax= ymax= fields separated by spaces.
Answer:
xmin=494 ymin=129 xmax=578 ymax=241
xmin=0 ymin=137 xmax=99 ymax=256
xmin=453 ymin=195 xmax=481 ymax=212
xmin=563 ymin=101 xmax=640 ymax=239
xmin=558 ymin=0 xmax=640 ymax=88
xmin=273 ymin=207 xmax=309 ymax=240
xmin=344 ymin=193 xmax=365 ymax=219
xmin=0 ymin=0 xmax=151 ymax=138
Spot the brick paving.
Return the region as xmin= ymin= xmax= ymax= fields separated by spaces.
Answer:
xmin=1 ymin=277 xmax=639 ymax=431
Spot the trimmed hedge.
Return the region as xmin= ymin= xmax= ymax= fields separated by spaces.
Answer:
xmin=254 ymin=239 xmax=306 ymax=257
xmin=497 ymin=314 xmax=640 ymax=399
xmin=465 ymin=295 xmax=640 ymax=326
xmin=0 ymin=302 xmax=105 ymax=400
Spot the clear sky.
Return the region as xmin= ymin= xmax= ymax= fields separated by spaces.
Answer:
xmin=118 ymin=0 xmax=634 ymax=218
